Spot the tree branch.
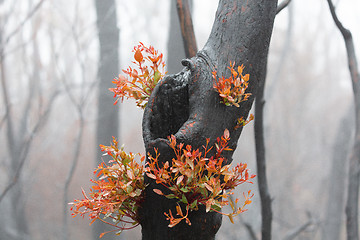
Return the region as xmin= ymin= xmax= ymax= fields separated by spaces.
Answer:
xmin=276 ymin=0 xmax=292 ymax=14
xmin=283 ymin=221 xmax=312 ymax=240
xmin=0 ymin=91 xmax=59 ymax=203
xmin=243 ymin=221 xmax=259 ymax=240
xmin=176 ymin=0 xmax=197 ymax=58
xmin=1 ymin=0 xmax=46 ymax=52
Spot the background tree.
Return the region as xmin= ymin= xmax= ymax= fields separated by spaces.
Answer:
xmin=0 ymin=1 xmax=53 ymax=239
xmin=322 ymin=108 xmax=353 ymax=240
xmin=326 ymin=0 xmax=360 ymax=239
xmin=167 ymin=0 xmax=187 ymax=74
xmin=93 ymin=0 xmax=120 ymax=239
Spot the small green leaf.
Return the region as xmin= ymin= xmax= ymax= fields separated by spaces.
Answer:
xmin=181 ymin=194 xmax=188 ymax=204
xmin=154 ymin=70 xmax=161 ymax=84
xmin=165 ymin=194 xmax=178 ymax=199
xmin=180 ymin=187 xmax=190 ymax=193
xmin=190 ymin=200 xmax=198 ymax=210
xmin=211 ymin=203 xmax=221 ymax=212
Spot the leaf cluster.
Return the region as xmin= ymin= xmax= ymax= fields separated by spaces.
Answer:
xmin=235 ymin=114 xmax=255 ymax=130
xmin=146 ymin=129 xmax=255 ymax=227
xmin=69 ymin=137 xmax=146 ymax=237
xmin=213 ymin=62 xmax=252 ymax=107
xmin=109 ymin=42 xmax=166 ymax=108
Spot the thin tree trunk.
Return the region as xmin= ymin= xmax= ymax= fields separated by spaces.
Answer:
xmin=326 ymin=1 xmax=360 ymax=240
xmin=141 ymin=1 xmax=278 ymax=239
xmin=0 ymin=32 xmax=30 ymax=240
xmin=167 ymin=0 xmax=192 ymax=74
xmin=176 ymin=0 xmax=197 ymax=58
xmin=94 ymin=1 xmax=120 ymax=239
xmin=62 ymin=113 xmax=85 ymax=240
xmin=322 ymin=108 xmax=353 ymax=240
xmin=255 ymin=79 xmax=272 ymax=240
xmin=253 ymin=3 xmax=294 ymax=239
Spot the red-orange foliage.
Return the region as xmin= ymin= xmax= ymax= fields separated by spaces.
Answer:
xmin=110 ymin=42 xmax=166 ymax=108
xmin=70 ymin=130 xmax=255 ymax=236
xmin=69 ymin=138 xmax=146 ymax=237
xmin=213 ymin=62 xmax=251 ymax=107
xmin=71 ymin=44 xmax=256 ymax=237
xmin=235 ymin=114 xmax=255 ymax=130
xmin=146 ymin=129 xmax=255 ymax=227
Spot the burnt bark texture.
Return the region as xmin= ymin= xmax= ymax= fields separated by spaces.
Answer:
xmin=140 ymin=0 xmax=278 ymax=239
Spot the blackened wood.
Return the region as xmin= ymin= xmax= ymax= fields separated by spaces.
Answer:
xmin=141 ymin=1 xmax=278 ymax=239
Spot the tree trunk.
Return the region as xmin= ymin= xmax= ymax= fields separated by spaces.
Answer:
xmin=140 ymin=0 xmax=278 ymax=239
xmin=176 ymin=0 xmax=197 ymax=58
xmin=167 ymin=0 xmax=187 ymax=74
xmin=322 ymin=108 xmax=353 ymax=240
xmin=167 ymin=0 xmax=193 ymax=74
xmin=326 ymin=1 xmax=360 ymax=239
xmin=94 ymin=1 xmax=120 ymax=239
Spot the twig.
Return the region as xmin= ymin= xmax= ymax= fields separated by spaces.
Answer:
xmin=1 ymin=0 xmax=46 ymax=51
xmin=283 ymin=212 xmax=317 ymax=240
xmin=243 ymin=221 xmax=258 ymax=240
xmin=0 ymin=91 xmax=59 ymax=203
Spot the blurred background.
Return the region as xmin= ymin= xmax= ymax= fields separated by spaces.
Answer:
xmin=0 ymin=0 xmax=359 ymax=239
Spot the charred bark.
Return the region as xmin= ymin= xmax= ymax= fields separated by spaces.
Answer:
xmin=140 ymin=0 xmax=278 ymax=239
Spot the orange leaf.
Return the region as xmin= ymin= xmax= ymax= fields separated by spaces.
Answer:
xmin=134 ymin=49 xmax=143 ymax=62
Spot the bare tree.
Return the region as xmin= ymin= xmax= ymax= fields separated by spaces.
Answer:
xmin=0 ymin=1 xmax=55 ymax=239
xmin=253 ymin=2 xmax=293 ymax=239
xmin=326 ymin=1 xmax=360 ymax=240
xmin=93 ymin=1 xmax=120 ymax=239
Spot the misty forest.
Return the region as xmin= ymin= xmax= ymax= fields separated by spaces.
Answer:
xmin=0 ymin=0 xmax=360 ymax=240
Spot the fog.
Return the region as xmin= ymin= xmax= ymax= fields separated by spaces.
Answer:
xmin=0 ymin=0 xmax=359 ymax=239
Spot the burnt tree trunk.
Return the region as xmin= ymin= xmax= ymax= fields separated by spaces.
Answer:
xmin=140 ymin=0 xmax=278 ymax=239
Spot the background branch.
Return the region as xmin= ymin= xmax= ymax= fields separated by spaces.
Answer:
xmin=1 ymin=0 xmax=46 ymax=52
